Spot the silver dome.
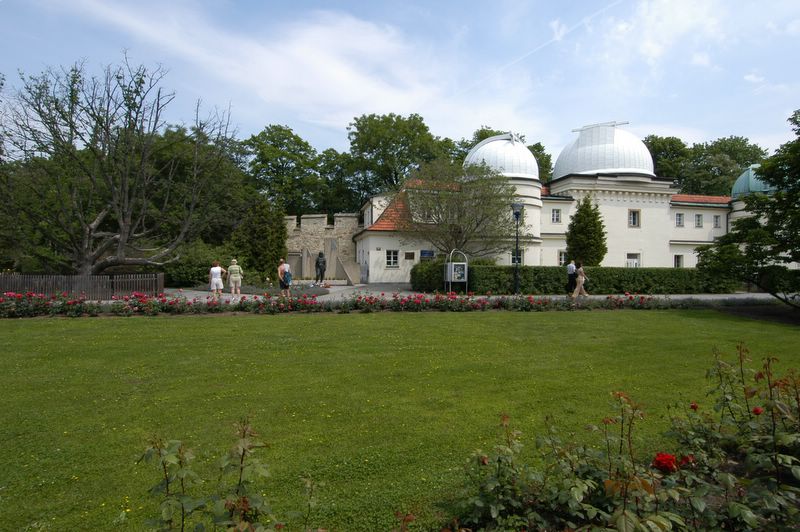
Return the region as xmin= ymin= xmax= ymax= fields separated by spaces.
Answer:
xmin=464 ymin=133 xmax=539 ymax=180
xmin=553 ymin=122 xmax=655 ymax=179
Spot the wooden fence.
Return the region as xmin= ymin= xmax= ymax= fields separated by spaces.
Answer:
xmin=0 ymin=273 xmax=165 ymax=300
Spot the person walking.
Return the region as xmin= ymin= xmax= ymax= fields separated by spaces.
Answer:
xmin=314 ymin=251 xmax=327 ymax=286
xmin=227 ymin=259 xmax=244 ymax=296
xmin=572 ymin=262 xmax=589 ymax=298
xmin=566 ymin=259 xmax=577 ymax=294
xmin=278 ymin=258 xmax=292 ymax=298
xmin=209 ymin=260 xmax=226 ymax=300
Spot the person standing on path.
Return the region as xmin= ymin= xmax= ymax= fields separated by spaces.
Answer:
xmin=227 ymin=259 xmax=243 ymax=296
xmin=314 ymin=251 xmax=327 ymax=286
xmin=572 ymin=262 xmax=589 ymax=299
xmin=209 ymin=260 xmax=226 ymax=300
xmin=566 ymin=259 xmax=577 ymax=294
xmin=278 ymin=258 xmax=292 ymax=298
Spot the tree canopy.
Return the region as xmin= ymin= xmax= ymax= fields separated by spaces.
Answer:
xmin=697 ymin=110 xmax=800 ymax=308
xmin=0 ymin=59 xmax=238 ymax=274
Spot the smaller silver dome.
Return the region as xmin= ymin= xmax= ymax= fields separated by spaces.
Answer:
xmin=553 ymin=122 xmax=655 ymax=179
xmin=464 ymin=133 xmax=539 ymax=180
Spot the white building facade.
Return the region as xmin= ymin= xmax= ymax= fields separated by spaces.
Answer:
xmin=344 ymin=123 xmax=766 ymax=283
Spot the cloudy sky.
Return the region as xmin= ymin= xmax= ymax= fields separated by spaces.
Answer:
xmin=2 ymin=0 xmax=798 ymax=158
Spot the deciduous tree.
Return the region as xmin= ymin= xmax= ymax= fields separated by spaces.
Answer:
xmin=396 ymin=158 xmax=518 ymax=257
xmin=0 ymin=58 xmax=234 ymax=274
xmin=697 ymin=111 xmax=800 ymax=308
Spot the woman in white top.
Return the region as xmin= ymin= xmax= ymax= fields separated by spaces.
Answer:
xmin=209 ymin=260 xmax=227 ymax=299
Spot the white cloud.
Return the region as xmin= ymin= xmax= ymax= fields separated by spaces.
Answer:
xmin=550 ymin=19 xmax=568 ymax=41
xmin=744 ymin=73 xmax=765 ymax=83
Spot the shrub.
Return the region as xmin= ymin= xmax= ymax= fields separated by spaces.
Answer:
xmin=163 ymin=239 xmax=236 ymax=287
xmin=450 ymin=344 xmax=800 ymax=531
xmin=412 ymin=263 xmax=737 ymax=295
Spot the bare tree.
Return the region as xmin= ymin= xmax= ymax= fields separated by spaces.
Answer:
xmin=1 ymin=58 xmax=232 ymax=274
xmin=395 ymin=159 xmax=518 ymax=257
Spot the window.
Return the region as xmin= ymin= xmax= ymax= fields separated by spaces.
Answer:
xmin=511 ymin=248 xmax=523 ymax=265
xmin=558 ymin=251 xmax=568 ymax=266
xmin=420 ymin=250 xmax=435 ymax=261
xmin=551 ymin=209 xmax=562 ymax=224
xmin=626 ymin=253 xmax=641 ymax=268
xmin=385 ymin=250 xmax=399 ymax=268
xmin=713 ymin=215 xmax=721 ymax=229
xmin=404 ymin=251 xmax=415 ymax=260
xmin=674 ymin=255 xmax=683 ymax=268
xmin=628 ymin=209 xmax=641 ymax=228
xmin=695 ymin=214 xmax=703 ymax=228
xmin=675 ymin=213 xmax=684 ymax=227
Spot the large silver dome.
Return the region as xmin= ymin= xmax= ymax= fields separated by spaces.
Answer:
xmin=552 ymin=122 xmax=655 ymax=179
xmin=464 ymin=133 xmax=539 ymax=180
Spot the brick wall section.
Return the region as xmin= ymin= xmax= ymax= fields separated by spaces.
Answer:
xmin=285 ymin=213 xmax=360 ymax=279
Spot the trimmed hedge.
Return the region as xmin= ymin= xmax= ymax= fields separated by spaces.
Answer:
xmin=410 ymin=260 xmax=736 ymax=294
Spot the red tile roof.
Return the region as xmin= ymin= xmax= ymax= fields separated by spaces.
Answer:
xmin=671 ymin=194 xmax=731 ymax=204
xmin=369 ymin=193 xmax=409 ymax=231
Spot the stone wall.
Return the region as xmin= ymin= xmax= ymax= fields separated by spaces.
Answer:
xmin=285 ymin=213 xmax=360 ymax=280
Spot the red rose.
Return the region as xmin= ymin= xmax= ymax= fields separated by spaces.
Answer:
xmin=652 ymin=452 xmax=678 ymax=473
xmin=679 ymin=454 xmax=695 ymax=467
xmin=690 ymin=402 xmax=699 ymax=411
xmin=752 ymin=406 xmax=764 ymax=415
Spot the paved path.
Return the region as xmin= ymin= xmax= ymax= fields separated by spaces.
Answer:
xmin=163 ymin=284 xmax=777 ymax=304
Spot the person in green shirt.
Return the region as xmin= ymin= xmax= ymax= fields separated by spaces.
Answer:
xmin=227 ymin=259 xmax=244 ymax=296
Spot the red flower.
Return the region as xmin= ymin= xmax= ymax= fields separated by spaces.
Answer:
xmin=652 ymin=452 xmax=678 ymax=473
xmin=679 ymin=454 xmax=695 ymax=467
xmin=752 ymin=406 xmax=764 ymax=415
xmin=690 ymin=402 xmax=699 ymax=411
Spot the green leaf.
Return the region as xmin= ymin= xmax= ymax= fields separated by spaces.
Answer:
xmin=690 ymin=497 xmax=707 ymax=513
xmin=791 ymin=465 xmax=800 ymax=481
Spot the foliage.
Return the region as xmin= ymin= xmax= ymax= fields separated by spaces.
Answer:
xmin=138 ymin=419 xmax=284 ymax=531
xmin=0 ymin=58 xmax=235 ymax=274
xmin=0 ymin=290 xmax=100 ymax=317
xmin=347 ymin=113 xmax=445 ymax=200
xmin=526 ymin=141 xmax=553 ymax=182
xmin=397 ymin=159 xmax=518 ymax=257
xmin=644 ymin=134 xmax=766 ymax=195
xmin=451 ymin=345 xmax=800 ymax=531
xmin=161 ymin=239 xmax=236 ymax=287
xmin=411 ymin=261 xmax=733 ymax=295
xmin=565 ymin=195 xmax=608 ymax=266
xmin=316 ymin=148 xmax=361 ymax=216
xmin=245 ymin=124 xmax=320 ymax=215
xmin=644 ymin=135 xmax=690 ymax=179
xmin=697 ymin=109 xmax=800 ymax=309
xmin=230 ymin=197 xmax=287 ymax=280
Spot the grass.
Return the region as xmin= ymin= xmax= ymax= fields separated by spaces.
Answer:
xmin=1 ymin=309 xmax=799 ymax=531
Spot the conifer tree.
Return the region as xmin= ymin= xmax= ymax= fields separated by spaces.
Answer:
xmin=230 ymin=198 xmax=287 ymax=280
xmin=565 ymin=195 xmax=607 ymax=266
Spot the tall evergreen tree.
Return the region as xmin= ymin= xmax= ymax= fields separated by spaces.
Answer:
xmin=230 ymin=198 xmax=287 ymax=279
xmin=565 ymin=196 xmax=607 ymax=266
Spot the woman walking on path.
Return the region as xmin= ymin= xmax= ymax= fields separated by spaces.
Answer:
xmin=572 ymin=262 xmax=589 ymax=298
xmin=209 ymin=260 xmax=227 ymax=300
xmin=227 ymin=259 xmax=243 ymax=296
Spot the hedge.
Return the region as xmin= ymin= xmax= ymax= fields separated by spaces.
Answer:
xmin=410 ymin=260 xmax=736 ymax=294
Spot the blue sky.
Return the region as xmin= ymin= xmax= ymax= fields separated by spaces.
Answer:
xmin=2 ymin=0 xmax=798 ymax=158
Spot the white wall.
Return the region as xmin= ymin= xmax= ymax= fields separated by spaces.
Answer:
xmin=356 ymin=234 xmax=435 ymax=283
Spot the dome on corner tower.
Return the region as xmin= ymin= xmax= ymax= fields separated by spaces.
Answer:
xmin=552 ymin=122 xmax=655 ymax=179
xmin=731 ymin=164 xmax=774 ymax=199
xmin=464 ymin=133 xmax=539 ymax=180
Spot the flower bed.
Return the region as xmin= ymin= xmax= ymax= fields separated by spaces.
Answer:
xmin=0 ymin=290 xmax=692 ymax=318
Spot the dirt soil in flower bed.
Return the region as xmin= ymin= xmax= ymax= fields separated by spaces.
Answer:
xmin=717 ymin=304 xmax=800 ymax=326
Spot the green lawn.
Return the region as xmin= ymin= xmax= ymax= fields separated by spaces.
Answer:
xmin=2 ymin=310 xmax=799 ymax=531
